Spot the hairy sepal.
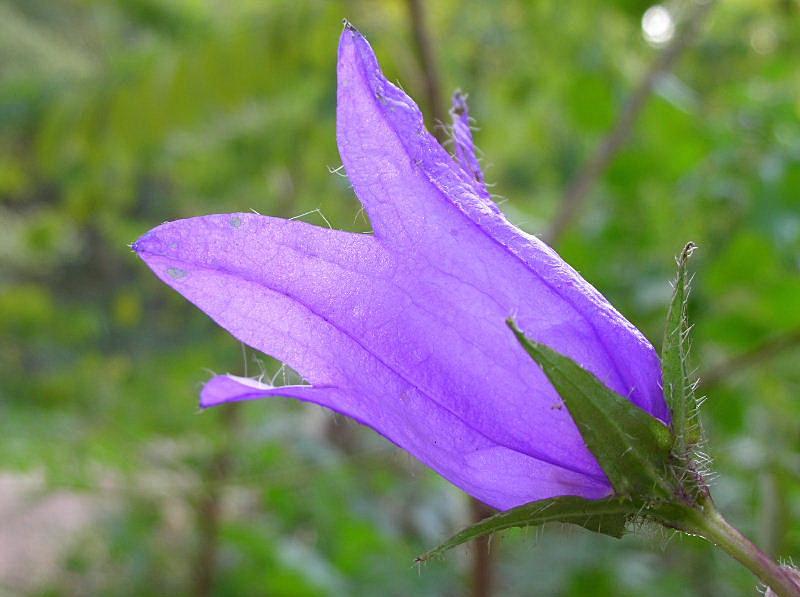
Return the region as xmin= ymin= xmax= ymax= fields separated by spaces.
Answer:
xmin=661 ymin=242 xmax=703 ymax=460
xmin=508 ymin=319 xmax=673 ymax=500
xmin=416 ymin=495 xmax=635 ymax=563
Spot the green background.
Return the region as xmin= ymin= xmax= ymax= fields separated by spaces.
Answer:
xmin=1 ymin=0 xmax=799 ymax=595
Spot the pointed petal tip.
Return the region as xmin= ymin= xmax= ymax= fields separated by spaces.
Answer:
xmin=130 ymin=228 xmax=153 ymax=254
xmin=451 ymin=89 xmax=468 ymax=114
xmin=337 ymin=21 xmax=388 ymax=117
xmin=339 ymin=19 xmax=365 ymax=45
xmin=130 ymin=234 xmax=147 ymax=255
xmin=130 ymin=228 xmax=163 ymax=257
xmin=338 ymin=19 xmax=375 ymax=64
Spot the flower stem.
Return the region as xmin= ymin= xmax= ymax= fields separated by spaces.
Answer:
xmin=690 ymin=501 xmax=800 ymax=596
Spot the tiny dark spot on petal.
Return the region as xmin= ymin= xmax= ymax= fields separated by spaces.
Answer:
xmin=230 ymin=216 xmax=242 ymax=228
xmin=167 ymin=267 xmax=188 ymax=280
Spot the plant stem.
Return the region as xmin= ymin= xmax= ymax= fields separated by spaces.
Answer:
xmin=470 ymin=499 xmax=494 ymax=597
xmin=406 ymin=0 xmax=446 ymax=136
xmin=699 ymin=326 xmax=800 ymax=391
xmin=544 ymin=0 xmax=715 ymax=245
xmin=194 ymin=403 xmax=240 ymax=597
xmin=690 ymin=502 xmax=800 ymax=597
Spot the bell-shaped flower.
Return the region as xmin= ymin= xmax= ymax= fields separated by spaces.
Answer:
xmin=133 ymin=24 xmax=668 ymax=510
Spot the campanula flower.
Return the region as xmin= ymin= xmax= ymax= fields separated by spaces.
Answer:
xmin=133 ymin=24 xmax=667 ymax=510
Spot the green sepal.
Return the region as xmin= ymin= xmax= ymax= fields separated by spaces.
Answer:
xmin=416 ymin=495 xmax=636 ymax=563
xmin=507 ymin=319 xmax=673 ymax=499
xmin=661 ymin=242 xmax=702 ymax=459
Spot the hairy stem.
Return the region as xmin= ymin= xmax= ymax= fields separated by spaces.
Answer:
xmin=690 ymin=502 xmax=800 ymax=597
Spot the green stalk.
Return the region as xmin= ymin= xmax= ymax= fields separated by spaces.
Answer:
xmin=687 ymin=501 xmax=800 ymax=597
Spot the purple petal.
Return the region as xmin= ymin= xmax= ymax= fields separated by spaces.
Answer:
xmin=200 ymin=374 xmax=325 ymax=408
xmin=450 ymin=91 xmax=491 ymax=200
xmin=133 ymin=214 xmax=391 ymax=385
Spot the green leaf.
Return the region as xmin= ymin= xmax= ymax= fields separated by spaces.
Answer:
xmin=416 ymin=496 xmax=635 ymax=563
xmin=661 ymin=242 xmax=702 ymax=458
xmin=507 ymin=319 xmax=673 ymax=499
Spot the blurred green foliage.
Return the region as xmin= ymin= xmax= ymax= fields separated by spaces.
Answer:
xmin=1 ymin=0 xmax=799 ymax=595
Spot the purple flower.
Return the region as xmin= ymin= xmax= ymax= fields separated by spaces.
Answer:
xmin=133 ymin=25 xmax=667 ymax=510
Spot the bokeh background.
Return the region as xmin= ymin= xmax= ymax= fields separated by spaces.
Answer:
xmin=2 ymin=0 xmax=799 ymax=595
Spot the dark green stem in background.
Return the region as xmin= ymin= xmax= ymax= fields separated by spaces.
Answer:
xmin=688 ymin=501 xmax=800 ymax=597
xmin=194 ymin=403 xmax=240 ymax=597
xmin=406 ymin=0 xmax=447 ymax=136
xmin=699 ymin=327 xmax=800 ymax=391
xmin=544 ymin=0 xmax=716 ymax=245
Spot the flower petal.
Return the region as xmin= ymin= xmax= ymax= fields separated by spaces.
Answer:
xmin=133 ymin=214 xmax=406 ymax=388
xmin=200 ymin=374 xmax=325 ymax=408
xmin=200 ymin=374 xmax=611 ymax=510
xmin=450 ymin=90 xmax=491 ymax=201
